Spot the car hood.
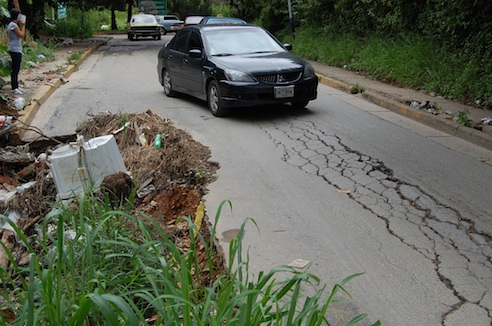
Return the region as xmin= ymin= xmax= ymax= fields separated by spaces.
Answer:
xmin=210 ymin=52 xmax=305 ymax=74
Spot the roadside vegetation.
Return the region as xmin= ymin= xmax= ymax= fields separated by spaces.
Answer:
xmin=286 ymin=29 xmax=491 ymax=109
xmin=1 ymin=195 xmax=376 ymax=325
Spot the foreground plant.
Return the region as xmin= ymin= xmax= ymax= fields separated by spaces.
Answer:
xmin=0 ymin=197 xmax=379 ymax=325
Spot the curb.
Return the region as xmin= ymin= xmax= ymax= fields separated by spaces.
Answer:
xmin=17 ymin=41 xmax=106 ymax=139
xmin=317 ymin=74 xmax=492 ymax=151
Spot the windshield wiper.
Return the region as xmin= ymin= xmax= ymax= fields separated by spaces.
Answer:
xmin=249 ymin=51 xmax=276 ymax=54
xmin=212 ymin=53 xmax=233 ymax=56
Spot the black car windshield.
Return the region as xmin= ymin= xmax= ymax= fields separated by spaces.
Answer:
xmin=204 ymin=28 xmax=286 ymax=56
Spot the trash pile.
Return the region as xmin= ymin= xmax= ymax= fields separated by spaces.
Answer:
xmin=0 ymin=110 xmax=220 ymax=270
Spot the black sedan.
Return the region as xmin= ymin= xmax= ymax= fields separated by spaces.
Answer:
xmin=157 ymin=24 xmax=318 ymax=117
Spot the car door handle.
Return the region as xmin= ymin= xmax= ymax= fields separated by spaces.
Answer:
xmin=183 ymin=58 xmax=189 ymax=64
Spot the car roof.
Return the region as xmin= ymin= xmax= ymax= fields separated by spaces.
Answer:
xmin=182 ymin=24 xmax=258 ymax=32
xmin=200 ymin=16 xmax=246 ymax=24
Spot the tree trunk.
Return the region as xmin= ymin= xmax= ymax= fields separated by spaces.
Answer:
xmin=111 ymin=7 xmax=118 ymax=30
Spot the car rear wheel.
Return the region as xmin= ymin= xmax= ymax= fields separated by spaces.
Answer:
xmin=163 ymin=70 xmax=175 ymax=97
xmin=128 ymin=33 xmax=134 ymax=41
xmin=291 ymin=100 xmax=309 ymax=110
xmin=208 ymin=80 xmax=228 ymax=117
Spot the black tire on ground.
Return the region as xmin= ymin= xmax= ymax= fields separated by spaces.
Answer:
xmin=291 ymin=100 xmax=309 ymax=109
xmin=163 ymin=70 xmax=175 ymax=97
xmin=207 ymin=80 xmax=228 ymax=117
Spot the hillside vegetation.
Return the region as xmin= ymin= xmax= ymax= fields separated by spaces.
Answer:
xmin=226 ymin=0 xmax=491 ymax=109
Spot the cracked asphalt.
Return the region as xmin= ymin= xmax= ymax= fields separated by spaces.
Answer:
xmin=261 ymin=119 xmax=491 ymax=324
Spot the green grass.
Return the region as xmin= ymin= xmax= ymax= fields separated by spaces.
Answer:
xmin=1 ymin=195 xmax=378 ymax=325
xmin=288 ymin=27 xmax=492 ymax=109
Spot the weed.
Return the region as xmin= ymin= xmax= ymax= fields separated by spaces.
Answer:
xmin=455 ymin=110 xmax=473 ymax=127
xmin=351 ymin=84 xmax=365 ymax=94
xmin=67 ymin=51 xmax=82 ymax=64
xmin=0 ymin=196 xmax=379 ymax=325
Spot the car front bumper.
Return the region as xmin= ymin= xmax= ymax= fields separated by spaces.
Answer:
xmin=218 ymin=77 xmax=318 ymax=108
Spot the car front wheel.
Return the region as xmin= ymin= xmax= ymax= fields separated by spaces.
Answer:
xmin=291 ymin=100 xmax=309 ymax=110
xmin=163 ymin=70 xmax=175 ymax=97
xmin=208 ymin=80 xmax=228 ymax=117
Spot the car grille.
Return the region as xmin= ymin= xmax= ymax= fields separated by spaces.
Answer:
xmin=255 ymin=71 xmax=302 ymax=84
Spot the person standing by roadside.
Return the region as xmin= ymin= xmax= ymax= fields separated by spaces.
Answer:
xmin=7 ymin=8 xmax=26 ymax=95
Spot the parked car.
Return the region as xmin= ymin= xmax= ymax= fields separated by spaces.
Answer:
xmin=127 ymin=14 xmax=161 ymax=41
xmin=199 ymin=16 xmax=246 ymax=25
xmin=183 ymin=15 xmax=204 ymax=26
xmin=157 ymin=25 xmax=318 ymax=117
xmin=155 ymin=15 xmax=184 ymax=34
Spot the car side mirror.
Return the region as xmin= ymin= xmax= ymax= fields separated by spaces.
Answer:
xmin=189 ymin=49 xmax=202 ymax=58
xmin=284 ymin=44 xmax=293 ymax=51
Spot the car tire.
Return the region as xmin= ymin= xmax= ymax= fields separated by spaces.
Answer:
xmin=157 ymin=34 xmax=161 ymax=40
xmin=127 ymin=33 xmax=133 ymax=40
xmin=163 ymin=70 xmax=175 ymax=97
xmin=291 ymin=100 xmax=309 ymax=109
xmin=161 ymin=28 xmax=167 ymax=35
xmin=208 ymin=80 xmax=228 ymax=117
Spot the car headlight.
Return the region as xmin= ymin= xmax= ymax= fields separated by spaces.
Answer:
xmin=224 ymin=69 xmax=255 ymax=83
xmin=303 ymin=63 xmax=316 ymax=79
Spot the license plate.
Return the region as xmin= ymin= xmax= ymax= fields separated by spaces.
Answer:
xmin=274 ymin=86 xmax=295 ymax=98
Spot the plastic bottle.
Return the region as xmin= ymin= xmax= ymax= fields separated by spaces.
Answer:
xmin=154 ymin=133 xmax=162 ymax=148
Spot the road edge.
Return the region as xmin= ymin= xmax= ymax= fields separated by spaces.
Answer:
xmin=317 ymin=74 xmax=492 ymax=151
xmin=16 ymin=40 xmax=107 ymax=139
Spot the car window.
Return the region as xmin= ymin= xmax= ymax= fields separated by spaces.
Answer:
xmin=170 ymin=31 xmax=190 ymax=53
xmin=164 ymin=16 xmax=179 ymax=20
xmin=132 ymin=15 xmax=156 ymax=23
xmin=188 ymin=31 xmax=202 ymax=51
xmin=204 ymin=28 xmax=286 ymax=56
xmin=205 ymin=18 xmax=245 ymax=24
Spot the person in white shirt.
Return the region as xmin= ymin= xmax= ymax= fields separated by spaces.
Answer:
xmin=7 ymin=8 xmax=26 ymax=95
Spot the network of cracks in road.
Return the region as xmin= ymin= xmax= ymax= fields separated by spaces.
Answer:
xmin=0 ymin=110 xmax=223 ymax=280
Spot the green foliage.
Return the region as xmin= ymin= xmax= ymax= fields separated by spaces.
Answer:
xmin=0 ymin=197 xmax=378 ymax=325
xmin=289 ymin=28 xmax=492 ymax=108
xmin=168 ymin=0 xmax=212 ymax=19
xmin=0 ymin=44 xmax=10 ymax=78
xmin=351 ymin=84 xmax=365 ymax=94
xmin=210 ymin=2 xmax=234 ymax=17
xmin=22 ymin=43 xmax=55 ymax=69
xmin=455 ymin=110 xmax=473 ymax=128
xmin=39 ymin=7 xmax=95 ymax=38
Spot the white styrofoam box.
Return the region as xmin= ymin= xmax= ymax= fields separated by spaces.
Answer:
xmin=50 ymin=135 xmax=127 ymax=200
xmin=83 ymin=135 xmax=127 ymax=186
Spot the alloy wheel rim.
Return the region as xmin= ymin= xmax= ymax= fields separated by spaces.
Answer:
xmin=209 ymin=86 xmax=219 ymax=112
xmin=164 ymin=73 xmax=171 ymax=94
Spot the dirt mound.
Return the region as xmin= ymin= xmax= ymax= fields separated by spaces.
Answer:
xmin=0 ymin=110 xmax=221 ymax=273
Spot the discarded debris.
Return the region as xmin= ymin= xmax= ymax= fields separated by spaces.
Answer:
xmin=0 ymin=110 xmax=219 ymax=275
xmin=288 ymin=258 xmax=310 ymax=269
xmin=482 ymin=117 xmax=492 ymax=125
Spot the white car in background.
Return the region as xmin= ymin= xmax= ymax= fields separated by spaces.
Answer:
xmin=127 ymin=14 xmax=162 ymax=41
xmin=155 ymin=15 xmax=184 ymax=34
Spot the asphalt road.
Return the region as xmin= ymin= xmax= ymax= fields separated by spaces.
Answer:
xmin=25 ymin=34 xmax=492 ymax=326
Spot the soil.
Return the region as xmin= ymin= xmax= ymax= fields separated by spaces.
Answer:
xmin=0 ymin=38 xmax=224 ymax=282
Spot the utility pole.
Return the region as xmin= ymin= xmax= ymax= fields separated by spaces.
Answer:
xmin=287 ymin=0 xmax=294 ymax=35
